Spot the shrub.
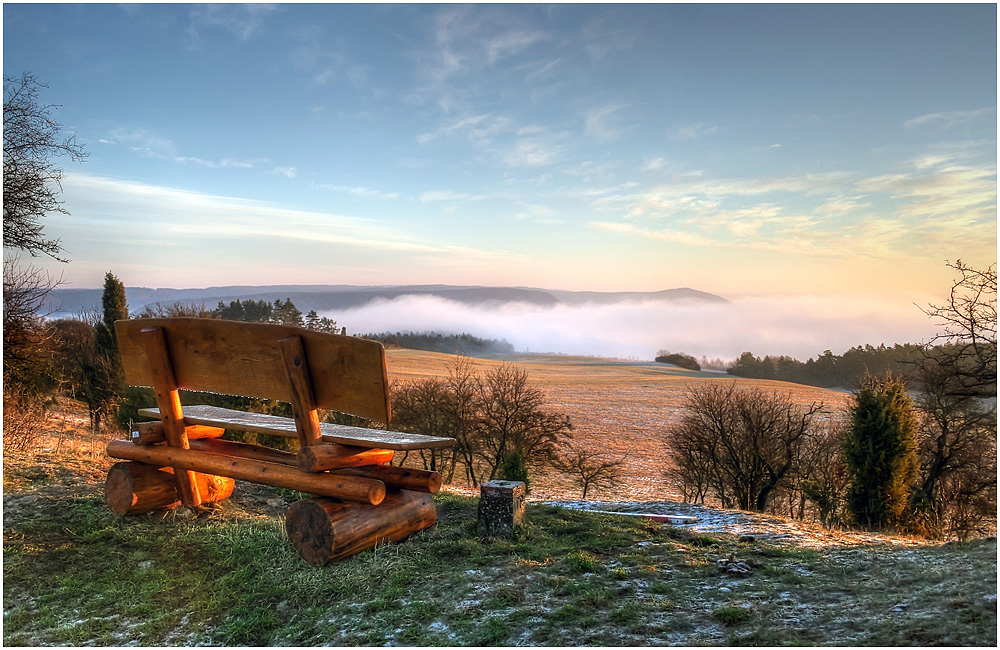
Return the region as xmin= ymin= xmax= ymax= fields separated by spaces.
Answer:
xmin=500 ymin=451 xmax=530 ymax=491
xmin=2 ymin=388 xmax=45 ymax=453
xmin=654 ymin=351 xmax=700 ymax=371
xmin=844 ymin=372 xmax=919 ymax=529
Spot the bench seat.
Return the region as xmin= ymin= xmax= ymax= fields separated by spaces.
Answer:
xmin=138 ymin=404 xmax=455 ymax=451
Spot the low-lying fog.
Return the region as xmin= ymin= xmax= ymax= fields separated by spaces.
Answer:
xmin=327 ymin=293 xmax=942 ymax=362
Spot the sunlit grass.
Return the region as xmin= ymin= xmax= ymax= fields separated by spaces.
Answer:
xmin=4 ymin=486 xmax=996 ymax=646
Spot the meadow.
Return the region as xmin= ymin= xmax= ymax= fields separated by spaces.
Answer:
xmin=385 ymin=348 xmax=853 ymax=501
xmin=3 ymin=350 xmax=994 ymax=646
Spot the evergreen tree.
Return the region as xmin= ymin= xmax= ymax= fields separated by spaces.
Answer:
xmin=84 ymin=271 xmax=127 ymax=428
xmin=844 ymin=373 xmax=919 ymax=529
xmin=95 ymin=271 xmax=127 ymax=357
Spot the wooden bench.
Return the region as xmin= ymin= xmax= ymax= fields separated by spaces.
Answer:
xmin=104 ymin=317 xmax=455 ymax=565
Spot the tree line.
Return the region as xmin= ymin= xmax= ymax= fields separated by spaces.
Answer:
xmin=726 ymin=343 xmax=926 ymax=388
xmin=365 ymin=331 xmax=515 ymax=357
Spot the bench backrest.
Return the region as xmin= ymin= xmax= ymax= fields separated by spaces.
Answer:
xmin=114 ymin=318 xmax=391 ymax=424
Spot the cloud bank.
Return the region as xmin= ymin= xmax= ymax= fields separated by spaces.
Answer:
xmin=330 ymin=294 xmax=940 ymax=361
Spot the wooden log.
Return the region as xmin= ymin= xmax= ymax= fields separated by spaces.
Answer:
xmin=105 ymin=461 xmax=234 ymax=516
xmin=285 ymin=490 xmax=437 ymax=565
xmin=297 ymin=444 xmax=394 ymax=473
xmin=140 ymin=326 xmax=202 ymax=508
xmin=106 ymin=439 xmax=386 ymax=505
xmin=188 ymin=437 xmax=298 ymax=466
xmin=132 ymin=422 xmax=225 ymax=446
xmin=278 ymin=335 xmax=323 ymax=448
xmin=332 ymin=465 xmax=442 ymax=494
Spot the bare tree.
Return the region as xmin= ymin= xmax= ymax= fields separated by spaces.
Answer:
xmin=796 ymin=420 xmax=850 ymax=527
xmin=913 ymin=361 xmax=997 ymax=539
xmin=556 ymin=441 xmax=625 ymax=499
xmin=2 ymin=257 xmax=61 ymax=394
xmin=920 ymin=260 xmax=997 ymax=397
xmin=4 ymin=72 xmax=87 ymax=260
xmin=910 ymin=260 xmax=998 ymax=539
xmin=389 ymin=360 xmax=571 ymax=486
xmin=475 ymin=363 xmax=572 ymax=481
xmin=669 ymin=383 xmax=824 ymax=512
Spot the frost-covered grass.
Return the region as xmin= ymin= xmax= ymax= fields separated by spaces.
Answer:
xmin=4 ymin=484 xmax=996 ymax=647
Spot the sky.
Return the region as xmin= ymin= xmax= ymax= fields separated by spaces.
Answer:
xmin=3 ymin=3 xmax=997 ymax=358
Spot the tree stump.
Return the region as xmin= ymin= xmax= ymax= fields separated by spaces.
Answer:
xmin=285 ymin=489 xmax=437 ymax=565
xmin=105 ymin=461 xmax=234 ymax=515
xmin=477 ymin=480 xmax=526 ymax=538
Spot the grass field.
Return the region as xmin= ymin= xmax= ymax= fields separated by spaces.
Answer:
xmin=385 ymin=349 xmax=853 ymax=500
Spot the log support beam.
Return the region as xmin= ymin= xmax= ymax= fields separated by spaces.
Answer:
xmin=297 ymin=444 xmax=394 ymax=473
xmin=285 ymin=490 xmax=436 ymax=566
xmin=106 ymin=439 xmax=386 ymax=505
xmin=105 ymin=461 xmax=234 ymax=516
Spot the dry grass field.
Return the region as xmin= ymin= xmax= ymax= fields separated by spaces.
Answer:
xmin=385 ymin=349 xmax=853 ymax=501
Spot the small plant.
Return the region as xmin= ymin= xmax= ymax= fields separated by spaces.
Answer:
xmin=479 ymin=617 xmax=509 ymax=645
xmin=564 ymin=550 xmax=601 ymax=573
xmin=713 ymin=604 xmax=753 ymax=626
xmin=611 ymin=602 xmax=639 ymax=623
xmin=500 ymin=451 xmax=530 ymax=491
xmin=489 ymin=585 xmax=524 ymax=608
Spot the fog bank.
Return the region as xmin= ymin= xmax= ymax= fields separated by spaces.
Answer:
xmin=329 ymin=294 xmax=941 ymax=361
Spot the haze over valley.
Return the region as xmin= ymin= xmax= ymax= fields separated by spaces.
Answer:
xmin=43 ymin=283 xmax=940 ymax=361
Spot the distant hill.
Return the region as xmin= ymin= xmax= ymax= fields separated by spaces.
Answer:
xmin=548 ymin=287 xmax=728 ymax=305
xmin=40 ymin=284 xmax=728 ymax=318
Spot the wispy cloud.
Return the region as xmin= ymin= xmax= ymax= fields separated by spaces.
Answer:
xmin=416 ymin=113 xmax=512 ymax=145
xmin=584 ymin=104 xmax=629 ymax=141
xmin=587 ymin=151 xmax=996 ymax=263
xmin=904 ymin=107 xmax=996 ymax=129
xmin=408 ymin=5 xmax=549 ymax=114
xmin=670 ymin=122 xmax=718 ymax=141
xmin=501 ymin=138 xmax=562 ymax=167
xmin=513 ymin=201 xmax=562 ymax=224
xmin=186 ymin=4 xmax=278 ymax=43
xmin=315 ymin=183 xmax=398 ymax=199
xmin=107 ymin=128 xmax=264 ymax=170
xmin=419 ymin=190 xmax=487 ymax=202
xmin=286 ymin=24 xmax=373 ymax=89
xmin=53 ymin=173 xmax=516 ymax=286
xmin=642 ymin=157 xmax=666 ymax=171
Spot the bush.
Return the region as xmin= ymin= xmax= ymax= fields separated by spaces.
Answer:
xmin=654 ymin=352 xmax=700 ymax=371
xmin=2 ymin=388 xmax=45 ymax=453
xmin=500 ymin=451 xmax=530 ymax=491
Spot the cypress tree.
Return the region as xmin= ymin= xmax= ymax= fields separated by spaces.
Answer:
xmin=844 ymin=372 xmax=919 ymax=529
xmin=84 ymin=271 xmax=128 ymax=428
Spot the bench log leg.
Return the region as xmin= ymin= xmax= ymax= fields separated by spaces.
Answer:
xmin=285 ymin=490 xmax=436 ymax=565
xmin=105 ymin=461 xmax=234 ymax=516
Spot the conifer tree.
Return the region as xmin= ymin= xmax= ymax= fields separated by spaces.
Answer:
xmin=844 ymin=372 xmax=919 ymax=529
xmin=83 ymin=272 xmax=127 ymax=428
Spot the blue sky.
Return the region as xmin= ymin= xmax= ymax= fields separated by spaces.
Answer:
xmin=4 ymin=3 xmax=996 ymax=301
